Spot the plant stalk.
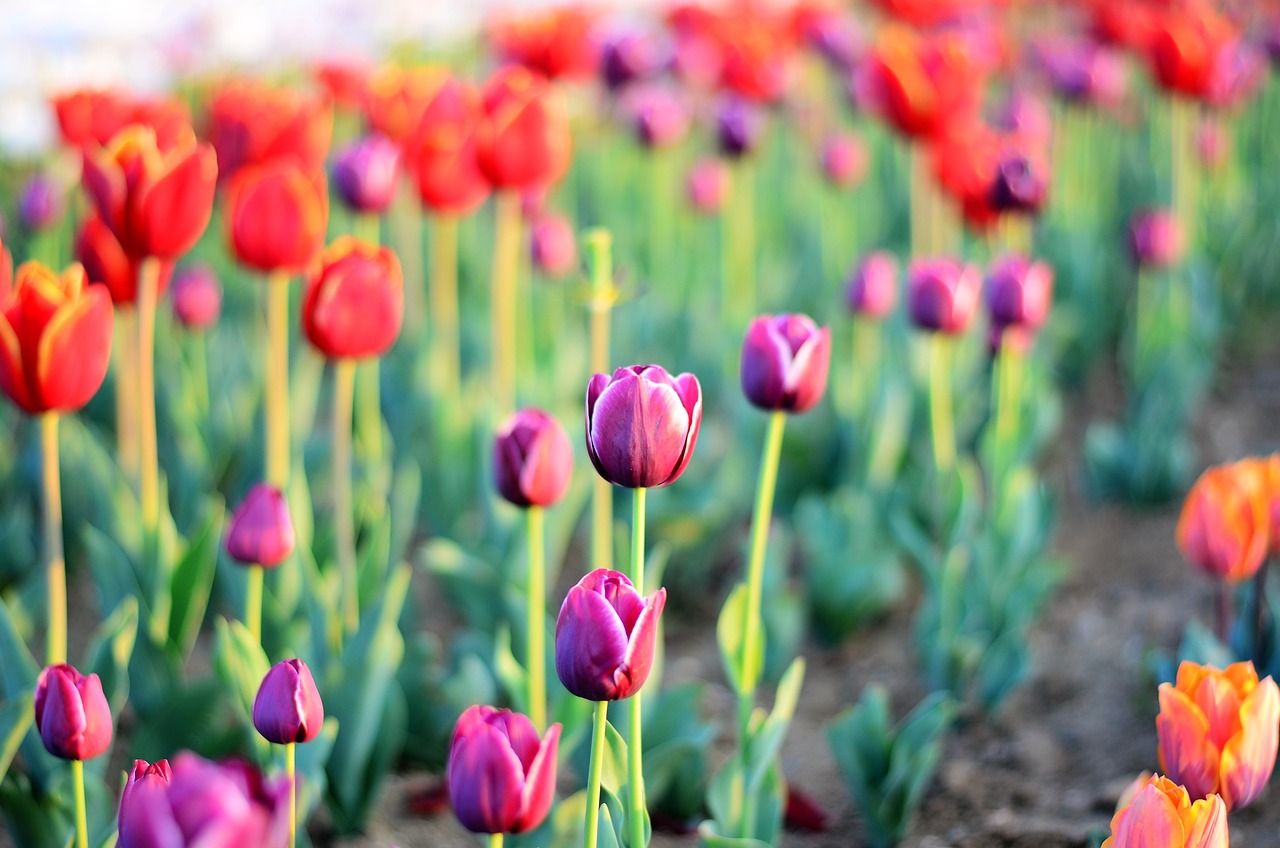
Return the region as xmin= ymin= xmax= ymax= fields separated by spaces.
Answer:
xmin=115 ymin=307 xmax=139 ymax=480
xmin=583 ymin=700 xmax=609 ymax=848
xmin=41 ymin=414 xmax=66 ymax=666
xmin=138 ymin=257 xmax=161 ymax=534
xmin=628 ymin=487 xmax=648 ymax=848
xmin=929 ymin=334 xmax=956 ymax=473
xmin=526 ymin=506 xmax=547 ymax=732
xmin=334 ymin=358 xmax=358 ymax=635
xmin=491 ymin=191 xmax=522 ymax=418
xmin=586 ymin=230 xmax=614 ymax=572
xmin=266 ymin=272 xmax=291 ymax=486
xmin=287 ymin=741 xmax=297 ymax=848
xmin=72 ymin=759 xmax=87 ymax=848
xmin=429 ymin=215 xmax=461 ymax=399
xmin=245 ymin=564 xmax=264 ymax=646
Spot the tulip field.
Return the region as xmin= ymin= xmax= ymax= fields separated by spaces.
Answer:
xmin=4 ymin=1 xmax=1280 ymax=846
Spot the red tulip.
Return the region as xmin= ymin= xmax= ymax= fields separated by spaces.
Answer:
xmin=225 ymin=484 xmax=295 ymax=568
xmin=476 ymin=66 xmax=572 ymax=190
xmin=76 ymin=214 xmax=173 ymax=306
xmin=493 ymin=408 xmax=574 ymax=508
xmin=489 ymin=6 xmax=599 ymax=81
xmin=716 ymin=16 xmax=792 ymax=104
xmin=226 ymin=162 xmax=329 ymax=274
xmin=52 ymin=88 xmax=136 ymax=150
xmin=313 ymin=58 xmax=371 ymax=110
xmin=301 ymin=237 xmax=403 ymax=360
xmin=1148 ymin=2 xmax=1236 ymax=99
xmin=1177 ymin=463 xmax=1269 ymax=584
xmin=34 ymin=663 xmax=113 ymax=761
xmin=404 ymin=76 xmax=492 ymax=216
xmin=363 ymin=65 xmax=448 ymax=145
xmin=207 ymin=80 xmax=333 ymax=179
xmin=870 ymin=0 xmax=974 ymax=27
xmin=253 ymin=659 xmax=324 ymax=745
xmin=864 ymin=27 xmax=982 ymax=141
xmin=0 ymin=261 xmax=113 ymax=415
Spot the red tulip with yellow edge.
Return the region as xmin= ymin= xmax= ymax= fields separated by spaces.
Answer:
xmin=1157 ymin=660 xmax=1280 ymax=811
xmin=864 ymin=26 xmax=982 ymax=142
xmin=363 ymin=64 xmax=448 ymax=146
xmin=302 ymin=237 xmax=404 ymax=361
xmin=226 ymin=162 xmax=329 ymax=274
xmin=1240 ymin=455 xmax=1280 ymax=554
xmin=1177 ymin=463 xmax=1270 ymax=584
xmin=1102 ymin=774 xmax=1227 ymax=848
xmin=52 ymin=89 xmax=136 ymax=151
xmin=1147 ymin=1 xmax=1236 ymax=99
xmin=75 ymin=214 xmax=173 ymax=307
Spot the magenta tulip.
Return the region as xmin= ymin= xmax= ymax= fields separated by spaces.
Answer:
xmin=989 ymin=153 xmax=1047 ymax=215
xmin=225 ymin=484 xmax=295 ymax=567
xmin=530 ymin=214 xmax=578 ymax=279
xmin=907 ymin=258 xmax=981 ymax=335
xmin=119 ymin=759 xmax=172 ymax=834
xmin=985 ymin=254 xmax=1053 ymax=333
xmin=331 ymin=133 xmax=401 ymax=215
xmin=1130 ymin=208 xmax=1184 ymax=270
xmin=585 ymin=365 xmax=702 ymax=489
xmin=555 ymin=568 xmax=666 ymax=701
xmin=33 ymin=663 xmax=112 ymax=761
xmin=686 ymin=159 xmax=730 ymax=214
xmin=626 ymin=85 xmax=690 ymax=150
xmin=447 ymin=705 xmax=561 ymax=834
xmin=253 ymin=659 xmax=324 ymax=745
xmin=847 ymin=251 xmax=898 ymax=320
xmin=494 ymin=409 xmax=573 ymax=508
xmin=171 ymin=264 xmax=222 ymax=330
xmin=740 ymin=314 xmax=831 ymax=414
xmin=716 ymin=96 xmax=765 ymax=159
xmin=819 ymin=133 xmax=867 ymax=190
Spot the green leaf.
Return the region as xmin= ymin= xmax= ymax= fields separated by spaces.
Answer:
xmin=212 ymin=618 xmax=271 ymax=727
xmin=0 ymin=692 xmax=34 ymax=781
xmin=716 ymin=583 xmax=761 ymax=694
xmin=84 ymin=596 xmax=139 ymax=716
xmin=168 ymin=506 xmax=222 ymax=658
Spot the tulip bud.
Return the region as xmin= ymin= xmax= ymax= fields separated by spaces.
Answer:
xmin=555 ymin=569 xmax=667 ymax=701
xmin=907 ymin=258 xmax=981 ymax=335
xmin=529 ymin=214 xmax=577 ymax=279
xmin=494 ymin=409 xmax=573 ymax=508
xmin=1177 ymin=463 xmax=1269 ymax=583
xmin=716 ymin=96 xmax=765 ymax=159
xmin=601 ymin=31 xmax=664 ymax=91
xmin=253 ymin=659 xmax=324 ymax=745
xmin=1129 ymin=208 xmax=1184 ymax=270
xmin=19 ymin=175 xmax=65 ymax=232
xmin=1240 ymin=454 xmax=1280 ymax=554
xmin=404 ymin=76 xmax=491 ymax=217
xmin=170 ymin=264 xmax=222 ymax=331
xmin=76 ymin=214 xmax=174 ymax=307
xmin=447 ymin=705 xmax=561 ymax=834
xmin=302 ymin=237 xmax=404 ymax=360
xmin=476 ymin=66 xmax=572 ymax=190
xmin=34 ymin=663 xmax=113 ymax=761
xmin=686 ymin=159 xmax=730 ymax=214
xmin=585 ymin=365 xmax=702 ymax=489
xmin=1157 ymin=661 xmax=1280 ymax=810
xmin=985 ymin=254 xmax=1053 ymax=333
xmin=119 ymin=759 xmax=172 ymax=834
xmin=740 ymin=314 xmax=831 ymax=414
xmin=989 ymin=153 xmax=1047 ymax=215
xmin=846 ymin=252 xmax=898 ymax=320
xmin=227 ymin=162 xmax=329 ymax=274
xmin=1103 ymin=774 xmax=1228 ymax=848
xmin=819 ymin=133 xmax=867 ymax=190
xmin=225 ymin=484 xmax=295 ymax=567
xmin=331 ymin=133 xmax=401 ymax=215
xmin=627 ymin=85 xmax=690 ymax=150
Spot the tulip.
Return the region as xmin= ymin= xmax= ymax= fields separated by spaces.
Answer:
xmin=170 ymin=265 xmax=222 ymax=331
xmin=116 ymin=752 xmax=290 ymax=848
xmin=1130 ymin=208 xmax=1184 ymax=270
xmin=1102 ymin=774 xmax=1228 ymax=848
xmin=34 ymin=663 xmax=112 ymax=761
xmin=1241 ymin=455 xmax=1280 ymax=554
xmin=226 ymin=484 xmax=295 ymax=568
xmin=865 ymin=27 xmax=982 ymax=140
xmin=302 ymin=237 xmax=404 ymax=360
xmin=820 ymin=133 xmax=867 ymax=191
xmin=19 ymin=175 xmax=65 ymax=232
xmin=447 ymin=705 xmax=561 ymax=834
xmin=494 ymin=409 xmax=573 ymax=509
xmin=52 ymin=88 xmax=136 ymax=151
xmin=476 ymin=66 xmax=572 ymax=190
xmin=716 ymin=96 xmax=765 ymax=159
xmin=404 ymin=76 xmax=491 ymax=216
xmin=331 ymin=134 xmax=400 ymax=215
xmin=1177 ymin=464 xmax=1269 ymax=584
xmin=363 ymin=64 xmax=446 ymax=146
xmin=985 ymin=255 xmax=1053 ymax=334
xmin=1158 ymin=661 xmax=1280 ymax=810
xmin=930 ymin=120 xmax=1003 ymax=233
xmin=846 ymin=252 xmax=898 ymax=320
xmin=601 ymin=30 xmax=665 ymax=90
xmin=253 ymin=659 xmax=324 ymax=745
xmin=313 ymin=58 xmax=370 ymax=110
xmin=687 ymin=159 xmax=730 ymax=214
xmin=1148 ymin=4 xmax=1235 ymax=98
xmin=585 ymin=365 xmax=702 ymax=490
xmin=207 ymin=80 xmax=333 ymax=179
xmin=76 ymin=215 xmax=173 ymax=307
xmin=530 ymin=214 xmax=577 ymax=279
xmin=118 ymin=759 xmax=172 ymax=835
xmin=626 ymin=85 xmax=690 ymax=150
xmin=489 ymin=6 xmax=599 ymax=81
xmin=988 ymin=153 xmax=1047 ymax=216
xmin=740 ymin=314 xmax=831 ymax=414
xmin=907 ymin=258 xmax=981 ymax=335
xmin=226 ymin=162 xmax=329 ymax=274
xmin=555 ymin=569 xmax=667 ymax=702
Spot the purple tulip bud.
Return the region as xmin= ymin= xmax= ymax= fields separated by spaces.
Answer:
xmin=493 ymin=408 xmax=573 ymax=508
xmin=985 ymin=254 xmax=1053 ymax=333
xmin=907 ymin=258 xmax=982 ymax=335
xmin=19 ymin=175 xmax=65 ymax=232
xmin=119 ymin=759 xmax=172 ymax=835
xmin=331 ymin=133 xmax=400 ymax=215
xmin=819 ymin=133 xmax=867 ymax=190
xmin=686 ymin=159 xmax=730 ymax=214
xmin=626 ymin=85 xmax=690 ymax=150
xmin=554 ymin=569 xmax=666 ymax=701
xmin=989 ymin=153 xmax=1047 ymax=215
xmin=585 ymin=365 xmax=702 ymax=489
xmin=601 ymin=31 xmax=665 ymax=91
xmin=117 ymin=752 xmax=290 ymax=848
xmin=225 ymin=484 xmax=295 ymax=567
xmin=447 ymin=705 xmax=561 ymax=834
xmin=740 ymin=314 xmax=831 ymax=414
xmin=529 ymin=214 xmax=577 ymax=279
xmin=33 ymin=664 xmax=113 ymax=761
xmin=846 ymin=251 xmax=898 ymax=319
xmin=252 ymin=659 xmax=324 ymax=745
xmin=171 ymin=264 xmax=222 ymax=330
xmin=716 ymin=97 xmax=765 ymax=159
xmin=1129 ymin=208 xmax=1184 ymax=270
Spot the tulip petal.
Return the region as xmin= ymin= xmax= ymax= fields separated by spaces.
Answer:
xmin=741 ymin=317 xmax=789 ymax=410
xmin=74 ymin=673 xmax=113 ymax=761
xmin=1157 ymin=684 xmax=1221 ymax=801
xmin=1185 ymin=795 xmax=1229 ymax=848
xmin=1112 ymin=783 xmax=1186 ymax=848
xmin=1191 ymin=674 xmax=1243 ymax=751
xmin=786 ymin=328 xmax=831 ymax=413
xmin=662 ymin=373 xmax=702 ymax=486
xmin=491 ymin=710 xmax=541 ymax=772
xmin=1219 ymin=676 xmax=1279 ymax=809
xmin=35 ymin=286 xmax=113 ymax=413
xmin=617 ymin=588 xmax=666 ymax=700
xmin=0 ymin=312 xmax=35 ymax=413
xmin=555 ymin=585 xmax=630 ymax=701
xmin=38 ymin=667 xmax=87 ymax=759
xmin=134 ymin=145 xmax=218 ymax=259
xmin=117 ymin=782 xmax=185 ymax=848
xmin=448 ymin=723 xmax=524 ymax=833
xmin=513 ymin=722 xmax=560 ymax=833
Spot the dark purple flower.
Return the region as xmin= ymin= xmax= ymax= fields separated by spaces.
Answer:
xmin=34 ymin=664 xmax=113 ymax=761
xmin=715 ymin=96 xmax=765 ymax=159
xmin=529 ymin=214 xmax=577 ymax=279
xmin=846 ymin=251 xmax=898 ymax=319
xmin=985 ymin=254 xmax=1053 ymax=332
xmin=493 ymin=408 xmax=573 ymax=507
xmin=740 ymin=314 xmax=831 ymax=414
xmin=1129 ymin=208 xmax=1184 ymax=270
xmin=819 ymin=133 xmax=867 ymax=190
xmin=585 ymin=365 xmax=701 ymax=489
xmin=330 ymin=133 xmax=400 ymax=215
xmin=447 ymin=705 xmax=560 ymax=835
xmin=626 ymin=84 xmax=690 ymax=149
xmin=253 ymin=659 xmax=324 ymax=745
xmin=19 ymin=175 xmax=65 ymax=232
xmin=554 ymin=569 xmax=666 ymax=702
xmin=600 ymin=31 xmax=665 ymax=91
xmin=119 ymin=760 xmax=173 ymax=834
xmin=989 ymin=152 xmax=1047 ymax=215
xmin=225 ymin=484 xmax=295 ymax=568
xmin=171 ymin=264 xmax=222 ymax=330
xmin=686 ymin=159 xmax=730 ymax=214
xmin=907 ymin=258 xmax=981 ymax=335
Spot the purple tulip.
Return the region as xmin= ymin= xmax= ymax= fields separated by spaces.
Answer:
xmin=803 ymin=14 xmax=862 ymax=73
xmin=493 ymin=408 xmax=573 ymax=508
xmin=225 ymin=484 xmax=295 ymax=568
xmin=846 ymin=251 xmax=898 ymax=320
xmin=330 ymin=133 xmax=400 ymax=215
xmin=554 ymin=569 xmax=666 ymax=701
xmin=740 ymin=314 xmax=831 ymax=414
xmin=19 ymin=175 xmax=65 ymax=232
xmin=585 ymin=365 xmax=702 ymax=489
xmin=119 ymin=759 xmax=172 ymax=834
xmin=600 ymin=31 xmax=665 ymax=91
xmin=529 ymin=214 xmax=577 ymax=279
xmin=1129 ymin=209 xmax=1184 ymax=270
xmin=907 ymin=258 xmax=982 ymax=335
xmin=715 ymin=96 xmax=765 ymax=159
xmin=819 ymin=133 xmax=867 ymax=190
xmin=116 ymin=752 xmax=290 ymax=848
xmin=34 ymin=664 xmax=113 ymax=761
xmin=253 ymin=659 xmax=324 ymax=745
xmin=985 ymin=254 xmax=1053 ymax=333
xmin=171 ymin=264 xmax=222 ymax=330
xmin=447 ymin=705 xmax=561 ymax=834
xmin=993 ymin=89 xmax=1052 ymax=148
xmin=626 ymin=85 xmax=690 ymax=150
xmin=686 ymin=159 xmax=730 ymax=214
xmin=988 ymin=153 xmax=1047 ymax=215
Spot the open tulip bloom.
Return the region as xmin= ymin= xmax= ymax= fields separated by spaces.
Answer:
xmin=1103 ymin=775 xmax=1228 ymax=848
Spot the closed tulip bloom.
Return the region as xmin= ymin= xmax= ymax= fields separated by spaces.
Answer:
xmin=1177 ymin=464 xmax=1269 ymax=583
xmin=1148 ymin=4 xmax=1234 ymax=98
xmin=530 ymin=214 xmax=577 ymax=279
xmin=555 ymin=569 xmax=667 ymax=701
xmin=76 ymin=214 xmax=173 ymax=307
xmin=1102 ymin=775 xmax=1228 ymax=848
xmin=447 ymin=705 xmax=561 ymax=834
xmin=82 ymin=125 xmax=218 ymax=261
xmin=989 ymin=153 xmax=1047 ymax=215
xmin=302 ymin=237 xmax=403 ymax=360
xmin=985 ymin=255 xmax=1053 ymax=333
xmin=207 ymin=80 xmax=333 ymax=179
xmin=585 ymin=365 xmax=702 ymax=489
xmin=490 ymin=6 xmax=599 ymax=81
xmin=716 ymin=96 xmax=765 ymax=159
xmin=170 ymin=264 xmax=222 ymax=331
xmin=601 ymin=30 xmax=665 ymax=90
xmin=1158 ymin=661 xmax=1280 ymax=810
xmin=116 ymin=752 xmax=290 ymax=848
xmin=494 ymin=408 xmax=573 ymax=508
xmin=0 ymin=261 xmax=113 ymax=415
xmin=331 ymin=134 xmax=400 ymax=215
xmin=907 ymin=258 xmax=981 ymax=335
xmin=34 ymin=663 xmax=113 ymax=761
xmin=741 ymin=314 xmax=831 ymax=414
xmin=1239 ymin=455 xmax=1280 ymax=554
xmin=253 ymin=659 xmax=324 ymax=745
xmin=686 ymin=159 xmax=730 ymax=214
xmin=1130 ymin=209 xmax=1184 ymax=270
xmin=866 ymin=27 xmax=981 ymax=140
xmin=405 ymin=76 xmax=491 ymax=216
xmin=476 ymin=66 xmax=572 ymax=190
xmin=52 ymin=88 xmax=136 ymax=151
xmin=19 ymin=175 xmax=65 ymax=232
xmin=820 ymin=133 xmax=867 ymax=190
xmin=227 ymin=162 xmax=329 ymax=274
xmin=626 ymin=85 xmax=690 ymax=150
xmin=225 ymin=484 xmax=295 ymax=568
xmin=119 ymin=759 xmax=172 ymax=834
xmin=846 ymin=252 xmax=898 ymax=320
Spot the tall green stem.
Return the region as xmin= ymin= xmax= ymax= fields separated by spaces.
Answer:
xmin=928 ymin=334 xmax=956 ymax=472
xmin=583 ymin=700 xmax=609 ymax=848
xmin=393 ymin=188 xmax=426 ymax=337
xmin=115 ymin=307 xmax=139 ymax=481
xmin=648 ymin=150 xmax=674 ymax=279
xmin=333 ymin=358 xmax=358 ymax=635
xmin=72 ymin=759 xmax=87 ymax=848
xmin=429 ymin=215 xmax=461 ymax=398
xmin=286 ymin=741 xmax=297 ymax=848
xmin=245 ymin=564 xmax=264 ymax=645
xmin=491 ymin=192 xmax=522 ymax=419
xmin=137 ymin=257 xmax=161 ymax=534
xmin=628 ymin=487 xmax=648 ymax=848
xmin=40 ymin=413 xmax=65 ymax=666
xmin=266 ymin=272 xmax=291 ymax=486
xmin=850 ymin=317 xmax=881 ymax=420
xmin=526 ymin=506 xmax=547 ymax=732
xmin=353 ymin=214 xmax=383 ymax=462
xmin=585 ymin=230 xmax=614 ymax=572
xmin=993 ymin=338 xmax=1023 ymax=487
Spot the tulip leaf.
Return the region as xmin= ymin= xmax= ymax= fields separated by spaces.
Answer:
xmin=84 ymin=595 xmax=139 ymax=717
xmin=716 ymin=583 xmax=763 ymax=695
xmin=599 ymin=717 xmax=629 ymax=797
xmin=212 ymin=617 xmax=271 ymax=737
xmin=596 ymin=801 xmax=622 ymax=848
xmin=168 ymin=504 xmax=222 ymax=659
xmin=493 ymin=625 xmax=528 ymax=716
xmin=0 ymin=691 xmax=33 ymax=782
xmin=0 ymin=597 xmax=38 ymax=698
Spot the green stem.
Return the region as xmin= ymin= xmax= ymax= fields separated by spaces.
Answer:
xmin=353 ymin=209 xmax=385 ymax=464
xmin=628 ymin=487 xmax=647 ymax=848
xmin=850 ymin=317 xmax=881 ymax=420
xmin=393 ymin=187 xmax=426 ymax=338
xmin=729 ymin=160 xmax=756 ymax=323
xmin=429 ymin=215 xmax=460 ymax=398
xmin=585 ymin=230 xmax=614 ymax=572
xmin=740 ymin=411 xmax=785 ymax=697
xmin=333 ymin=358 xmax=358 ymax=635
xmin=191 ymin=331 xmax=210 ymax=419
xmin=115 ymin=307 xmax=138 ymax=480
xmin=491 ymin=192 xmax=522 ymax=419
xmin=266 ymin=272 xmax=291 ymax=486
xmin=526 ymin=506 xmax=547 ymax=732
xmin=648 ymin=150 xmax=674 ymax=279
xmin=583 ymin=700 xmax=609 ymax=848
xmin=993 ymin=338 xmax=1023 ymax=486
xmin=929 ymin=334 xmax=956 ymax=473
xmin=72 ymin=759 xmax=87 ymax=848
xmin=489 ymin=834 xmax=504 ymax=848
xmin=245 ymin=564 xmax=263 ymax=646
xmin=40 ymin=413 xmax=65 ymax=666
xmin=286 ymin=741 xmax=297 ymax=848
xmin=137 ymin=257 xmax=161 ymax=535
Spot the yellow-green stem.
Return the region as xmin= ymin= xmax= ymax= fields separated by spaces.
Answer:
xmin=40 ymin=413 xmax=65 ymax=666
xmin=266 ymin=273 xmax=291 ymax=486
xmin=286 ymin=741 xmax=297 ymax=848
xmin=929 ymin=334 xmax=956 ymax=472
xmin=1170 ymin=96 xmax=1198 ymax=251
xmin=910 ymin=144 xmax=931 ymax=257
xmin=740 ymin=411 xmax=785 ymax=698
xmin=138 ymin=257 xmax=161 ymax=534
xmin=526 ymin=506 xmax=547 ymax=732
xmin=353 ymin=214 xmax=384 ymax=462
xmin=649 ymin=150 xmax=675 ymax=278
xmin=429 ymin=215 xmax=461 ymax=398
xmin=394 ymin=188 xmax=426 ymax=337
xmin=583 ymin=700 xmax=609 ymax=848
xmin=191 ymin=331 xmax=210 ymax=418
xmin=850 ymin=317 xmax=881 ymax=419
xmin=585 ymin=230 xmax=614 ymax=572
xmin=245 ymin=564 xmax=264 ymax=646
xmin=628 ymin=487 xmax=648 ymax=848
xmin=72 ymin=759 xmax=87 ymax=848
xmin=115 ymin=307 xmax=139 ymax=481
xmin=333 ymin=358 xmax=358 ymax=635
xmin=993 ymin=338 xmax=1023 ymax=488
xmin=491 ymin=192 xmax=522 ymax=418
xmin=489 ymin=834 xmax=504 ymax=848
xmin=728 ymin=160 xmax=756 ymax=323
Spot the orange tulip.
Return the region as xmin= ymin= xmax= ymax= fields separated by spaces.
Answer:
xmin=489 ymin=6 xmax=599 ymax=81
xmin=81 ymin=125 xmax=217 ymax=261
xmin=1177 ymin=463 xmax=1270 ymax=583
xmin=363 ymin=65 xmax=449 ymax=145
xmin=207 ymin=80 xmax=333 ymax=179
xmin=0 ymin=262 xmax=114 ymax=415
xmin=226 ymin=162 xmax=329 ymax=274
xmin=1239 ymin=455 xmax=1280 ymax=554
xmin=404 ymin=76 xmax=492 ymax=216
xmin=864 ymin=26 xmax=982 ymax=141
xmin=1147 ymin=2 xmax=1235 ymax=99
xmin=1158 ymin=660 xmax=1280 ymax=810
xmin=476 ymin=66 xmax=572 ymax=190
xmin=1102 ymin=775 xmax=1227 ymax=848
